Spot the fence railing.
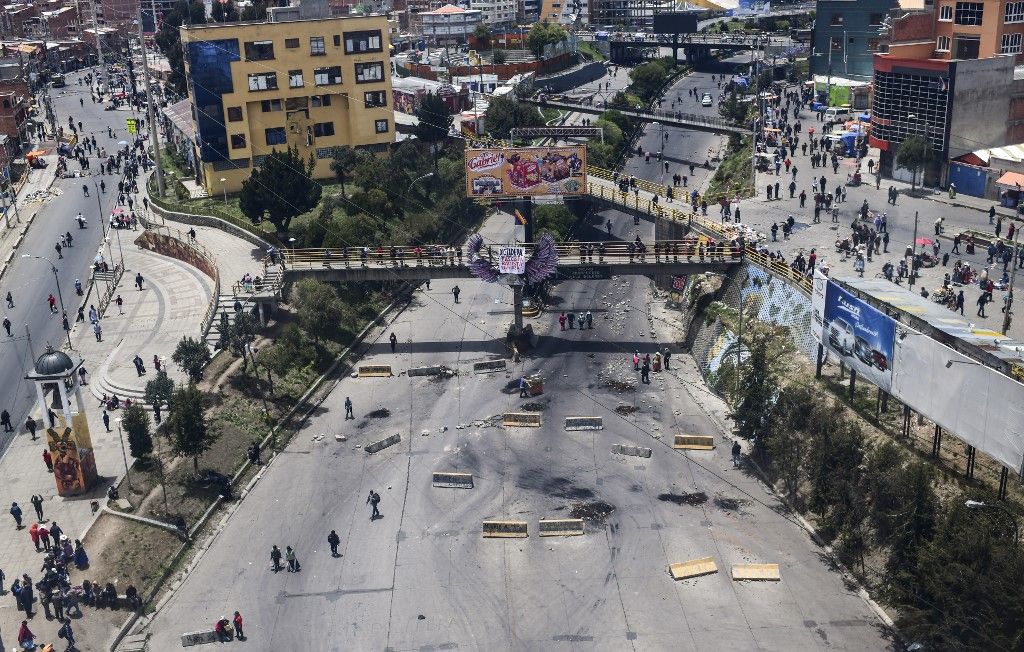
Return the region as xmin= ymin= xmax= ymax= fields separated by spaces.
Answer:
xmin=146 ymin=188 xmax=284 ymax=249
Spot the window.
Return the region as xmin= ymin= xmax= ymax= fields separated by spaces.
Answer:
xmin=285 ymin=97 xmax=308 ymax=111
xmin=364 ymin=90 xmax=387 ymax=107
xmin=310 ymin=36 xmax=326 ymax=55
xmin=344 ymin=30 xmax=383 ymax=53
xmin=261 ymin=99 xmax=282 ymax=112
xmin=265 ymin=127 xmax=287 ymax=145
xmin=333 ymin=35 xmax=341 ymax=46
xmin=938 ymin=4 xmax=953 ymax=20
xmin=869 ymin=12 xmax=885 ymax=26
xmin=829 ymin=13 xmax=843 ymax=26
xmin=1007 ymin=1 xmax=1024 ymax=23
xmin=955 ymin=35 xmax=981 ymax=57
xmin=247 ymin=72 xmax=278 ymax=91
xmin=311 ymin=94 xmax=332 ymax=107
xmin=1001 ymin=32 xmax=1023 ymax=53
xmin=243 ymin=40 xmax=274 ymax=60
xmin=227 ymin=106 xmax=243 ymax=122
xmin=355 ymin=62 xmax=384 ymax=83
xmin=285 ymin=37 xmax=300 ymax=48
xmin=314 ymin=66 xmax=342 ymax=85
xmin=313 ymin=122 xmax=335 ymax=137
xmin=230 ymin=134 xmax=246 ymax=149
xmin=868 ymin=38 xmax=881 ymax=52
xmin=830 ymin=36 xmax=842 ymax=51
xmin=936 ymin=35 xmax=951 ymax=51
xmin=289 ymin=70 xmax=304 ymax=88
xmin=954 ymin=2 xmax=983 ymax=25
xmin=375 ymin=119 xmax=388 ymax=133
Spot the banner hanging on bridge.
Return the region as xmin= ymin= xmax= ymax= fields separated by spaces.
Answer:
xmin=498 ymin=246 xmax=527 ymax=274
xmin=465 ymin=146 xmax=586 ymax=198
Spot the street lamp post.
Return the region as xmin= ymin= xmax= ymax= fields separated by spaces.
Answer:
xmin=21 ymin=254 xmax=72 ymax=350
xmin=407 ymin=172 xmax=435 ymax=196
xmin=220 ymin=177 xmax=227 ymax=205
xmin=114 ymin=417 xmax=133 ymax=491
xmin=965 ymin=499 xmax=1019 ymax=546
xmin=1003 ymin=225 xmax=1019 ymax=335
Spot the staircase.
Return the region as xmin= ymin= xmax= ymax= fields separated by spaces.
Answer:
xmin=203 ymin=269 xmax=284 ymax=349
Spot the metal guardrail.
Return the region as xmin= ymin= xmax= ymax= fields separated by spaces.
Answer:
xmin=524 ymin=98 xmax=752 ymax=136
xmin=147 ymin=190 xmax=284 ymax=249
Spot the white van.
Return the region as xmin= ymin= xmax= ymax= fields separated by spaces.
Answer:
xmin=824 ymin=106 xmax=852 ymax=122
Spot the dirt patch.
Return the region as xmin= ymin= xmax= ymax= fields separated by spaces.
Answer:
xmin=367 ymin=408 xmax=391 ymax=419
xmin=714 ymin=496 xmax=750 ymax=511
xmin=520 ymin=402 xmax=547 ymax=412
xmin=658 ymin=492 xmax=708 ymax=506
xmin=569 ymin=501 xmax=615 ymax=522
xmin=615 ymin=405 xmax=639 ymax=415
xmin=77 ymin=513 xmax=183 ymax=590
xmin=604 ymin=379 xmax=636 ymax=393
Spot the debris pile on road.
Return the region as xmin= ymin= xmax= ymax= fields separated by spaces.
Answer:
xmin=569 ymin=500 xmax=615 ymax=522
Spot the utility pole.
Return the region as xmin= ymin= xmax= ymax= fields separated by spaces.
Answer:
xmin=138 ymin=8 xmax=165 ymax=198
xmin=90 ymin=0 xmax=108 ymax=96
xmin=1003 ymin=224 xmax=1020 ymax=335
xmin=909 ymin=210 xmax=919 ymax=287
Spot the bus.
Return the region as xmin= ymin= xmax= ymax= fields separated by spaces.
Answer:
xmin=51 ymin=73 xmax=65 ymax=88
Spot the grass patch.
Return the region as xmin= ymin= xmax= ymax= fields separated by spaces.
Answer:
xmin=706 ymin=136 xmax=753 ymax=200
xmin=578 ymin=41 xmax=606 ymax=61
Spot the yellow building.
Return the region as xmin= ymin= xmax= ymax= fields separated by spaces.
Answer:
xmin=181 ymin=14 xmax=393 ymax=195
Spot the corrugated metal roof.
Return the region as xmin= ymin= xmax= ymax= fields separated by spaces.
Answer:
xmin=967 ymin=143 xmax=1024 ymax=165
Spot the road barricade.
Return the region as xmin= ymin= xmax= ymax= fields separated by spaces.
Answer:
xmin=432 ymin=472 xmax=474 ymax=488
xmin=364 ymin=433 xmax=401 ymax=454
xmin=669 ymin=556 xmax=718 ymax=580
xmin=482 ymin=520 xmax=528 ymax=538
xmin=731 ymin=563 xmax=781 ymax=581
xmin=673 ymin=434 xmax=715 ymax=450
xmin=503 ymin=412 xmax=542 ymax=427
xmin=358 ymin=365 xmax=393 ymax=377
xmin=538 ymin=518 xmax=585 ymax=537
xmin=612 ymin=444 xmax=653 ymax=458
xmin=473 ymin=359 xmax=507 ymax=373
xmin=565 ymin=416 xmax=603 ymax=431
xmin=408 ymin=365 xmax=444 ymax=377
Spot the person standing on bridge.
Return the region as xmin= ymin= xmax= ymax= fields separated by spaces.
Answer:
xmin=452 ymin=286 xmax=461 ymax=304
xmin=567 ymin=312 xmax=575 ymax=329
xmin=344 ymin=397 xmax=354 ymax=420
xmin=559 ymin=313 xmax=566 ymax=330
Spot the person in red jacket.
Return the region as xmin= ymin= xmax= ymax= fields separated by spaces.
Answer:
xmin=233 ymin=611 xmax=245 ymax=640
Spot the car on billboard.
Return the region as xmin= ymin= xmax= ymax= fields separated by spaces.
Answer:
xmin=854 ymin=337 xmax=875 ymax=367
xmin=828 ymin=317 xmax=856 ymax=356
xmin=871 ymin=350 xmax=889 ymax=371
xmin=471 ymin=175 xmax=503 ymax=195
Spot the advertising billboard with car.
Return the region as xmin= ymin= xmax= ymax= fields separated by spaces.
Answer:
xmin=822 ymin=281 xmax=896 ymax=391
xmin=465 ymin=147 xmax=586 ymax=198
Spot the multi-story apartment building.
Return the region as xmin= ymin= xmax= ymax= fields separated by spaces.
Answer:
xmin=811 ymin=0 xmax=898 ymax=81
xmin=419 ymin=4 xmax=480 ymax=45
xmin=469 ymin=0 xmax=515 ymax=25
xmin=181 ymin=13 xmax=393 ymax=195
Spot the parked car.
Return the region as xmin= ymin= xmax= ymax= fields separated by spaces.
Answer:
xmin=701 ymin=92 xmax=713 ymax=107
xmin=828 ymin=317 xmax=856 ymax=356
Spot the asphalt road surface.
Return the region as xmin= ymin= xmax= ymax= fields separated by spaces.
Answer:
xmin=0 ymin=72 xmax=131 ymax=452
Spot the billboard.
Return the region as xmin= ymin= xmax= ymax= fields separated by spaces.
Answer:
xmin=652 ymin=11 xmax=699 ymax=34
xmin=497 ymin=245 xmax=526 ymax=274
xmin=822 ymin=281 xmax=896 ymax=391
xmin=465 ymin=146 xmax=586 ymax=198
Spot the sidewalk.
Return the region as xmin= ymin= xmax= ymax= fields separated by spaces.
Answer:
xmin=0 ymin=240 xmax=212 ymax=650
xmin=0 ymin=151 xmax=62 ymax=283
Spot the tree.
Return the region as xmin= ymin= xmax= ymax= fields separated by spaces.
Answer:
xmin=210 ymin=0 xmax=237 ymax=21
xmin=154 ymin=0 xmax=206 ymax=97
xmin=474 ymin=23 xmax=492 ymax=49
xmin=493 ymin=49 xmax=507 ymax=65
xmin=330 ymin=146 xmax=362 ymax=198
xmin=526 ymin=21 xmax=567 ymax=59
xmin=168 ymin=384 xmax=214 ymax=472
xmin=259 ymin=323 xmax=316 ymax=376
xmin=291 ymin=278 xmax=344 ymax=343
xmin=896 ymin=135 xmax=933 ymax=190
xmin=121 ymin=404 xmax=153 ymax=461
xmin=728 ymin=333 xmax=779 ymax=444
xmin=628 ymin=61 xmax=670 ymax=101
xmin=484 ymin=96 xmax=543 ymax=139
xmin=533 ymin=204 xmax=575 ymax=240
xmin=145 ymin=370 xmax=175 ymax=410
xmin=226 ymin=312 xmax=259 ymax=369
xmin=238 ymin=147 xmax=322 ymax=234
xmin=172 ymin=336 xmax=211 ymax=383
xmin=240 ymin=0 xmax=265 ymax=20
xmin=414 ymin=93 xmax=453 ymax=169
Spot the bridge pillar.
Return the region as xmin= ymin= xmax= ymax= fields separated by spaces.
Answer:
xmin=513 ymin=284 xmax=524 ymax=331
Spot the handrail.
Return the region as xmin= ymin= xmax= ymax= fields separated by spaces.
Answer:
xmin=146 ymin=190 xmax=284 ymax=249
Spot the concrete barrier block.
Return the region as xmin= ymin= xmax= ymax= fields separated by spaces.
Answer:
xmin=538 ymin=518 xmax=585 ymax=537
xmin=612 ymin=444 xmax=653 ymax=458
xmin=432 ymin=472 xmax=474 ymax=488
xmin=565 ymin=416 xmax=603 ymax=431
xmin=673 ymin=435 xmax=715 ymax=450
xmin=358 ymin=365 xmax=393 ymax=377
xmin=364 ymin=433 xmax=401 ymax=454
xmin=503 ymin=412 xmax=542 ymax=427
xmin=408 ymin=365 xmax=443 ymax=377
xmin=482 ymin=520 xmax=528 ymax=538
xmin=473 ymin=359 xmax=507 ymax=373
xmin=731 ymin=563 xmax=781 ymax=581
xmin=669 ymin=556 xmax=718 ymax=580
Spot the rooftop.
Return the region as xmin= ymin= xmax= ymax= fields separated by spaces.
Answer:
xmin=181 ymin=13 xmax=385 ymax=31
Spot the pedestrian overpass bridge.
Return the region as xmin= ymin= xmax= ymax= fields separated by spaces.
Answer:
xmin=518 ymin=97 xmax=752 ymax=137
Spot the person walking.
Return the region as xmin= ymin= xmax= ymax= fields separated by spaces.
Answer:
xmin=732 ymin=440 xmax=742 ymax=467
xmin=134 ymin=272 xmax=144 ymax=290
xmin=42 ymin=449 xmax=52 ymax=473
xmin=977 ymin=292 xmax=989 ymax=317
xmin=367 ymin=490 xmax=381 ymax=520
xmin=451 ymin=286 xmax=460 ymax=304
xmin=58 ymin=618 xmax=74 ymax=651
xmin=270 ymin=545 xmax=283 ymax=572
xmin=956 ymin=290 xmax=965 ymax=315
xmin=558 ymin=312 xmax=566 ymax=330
xmin=0 ymin=409 xmax=11 ymax=432
xmin=344 ymin=397 xmax=353 ymax=420
xmin=586 ymin=311 xmax=593 ymax=329
xmin=30 ymin=495 xmax=43 ymax=522
xmin=663 ymin=347 xmax=672 ymax=370
xmin=640 ymin=359 xmax=650 ymax=384
xmin=389 ymin=332 xmax=397 ymax=353
xmin=93 ymin=321 xmax=102 ymax=342
xmin=632 ymin=351 xmax=640 ymax=370
xmin=285 ymin=546 xmax=300 ymax=572
xmin=5 ymin=291 xmax=12 ymax=308
xmin=25 ymin=417 xmax=36 ymax=440
xmin=327 ymin=530 xmax=341 ymax=557
xmin=115 ymin=295 xmax=123 ymax=314
xmin=2 ymin=317 xmax=10 ymax=336
xmin=102 ymin=410 xmax=110 ymax=432
xmin=48 ymin=294 xmax=57 ymax=313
